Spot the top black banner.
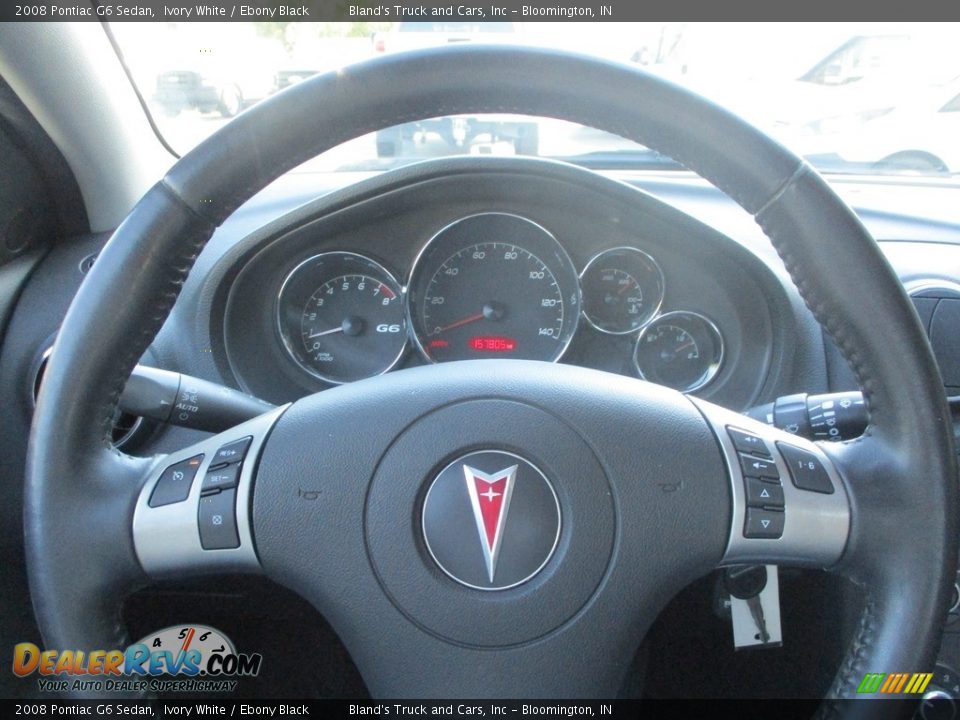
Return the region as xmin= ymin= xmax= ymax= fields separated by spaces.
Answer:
xmin=3 ymin=0 xmax=960 ymax=22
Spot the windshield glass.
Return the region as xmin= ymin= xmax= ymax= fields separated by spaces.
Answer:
xmin=110 ymin=21 xmax=960 ymax=177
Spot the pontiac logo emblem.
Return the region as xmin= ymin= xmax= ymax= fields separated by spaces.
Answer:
xmin=463 ymin=464 xmax=517 ymax=583
xmin=421 ymin=450 xmax=561 ymax=591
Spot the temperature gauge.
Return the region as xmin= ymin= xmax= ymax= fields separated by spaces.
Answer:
xmin=633 ymin=311 xmax=723 ymax=393
xmin=580 ymin=247 xmax=664 ymax=334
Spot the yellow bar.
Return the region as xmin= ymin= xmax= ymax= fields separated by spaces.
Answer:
xmin=904 ymin=674 xmax=920 ymax=694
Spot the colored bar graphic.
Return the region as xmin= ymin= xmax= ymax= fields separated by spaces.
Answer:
xmin=857 ymin=672 xmax=933 ymax=694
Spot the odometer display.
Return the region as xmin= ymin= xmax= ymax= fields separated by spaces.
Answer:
xmin=468 ymin=336 xmax=518 ymax=352
xmin=408 ymin=214 xmax=580 ymax=364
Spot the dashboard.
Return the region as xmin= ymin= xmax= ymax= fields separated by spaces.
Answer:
xmin=6 ymin=158 xmax=959 ymax=454
xmin=3 ymin=156 xmax=959 ymax=553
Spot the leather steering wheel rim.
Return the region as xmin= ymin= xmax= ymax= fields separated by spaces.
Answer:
xmin=27 ymin=46 xmax=957 ymax=707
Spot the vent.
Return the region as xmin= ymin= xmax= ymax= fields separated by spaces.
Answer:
xmin=909 ymin=282 xmax=960 ymax=395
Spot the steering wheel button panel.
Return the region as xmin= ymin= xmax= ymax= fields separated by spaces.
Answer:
xmin=211 ymin=436 xmax=252 ymax=466
xmin=201 ymin=463 xmax=240 ymax=495
xmin=778 ymin=443 xmax=836 ymax=494
xmin=198 ymin=488 xmax=240 ymax=550
xmin=148 ymin=454 xmax=204 ymax=508
xmin=133 ymin=407 xmax=284 ymax=576
xmin=738 ymin=453 xmax=780 ymax=480
xmin=745 ymin=477 xmax=784 ymax=509
xmin=727 ymin=427 xmax=772 ymax=458
xmin=693 ymin=398 xmax=849 ymax=566
xmin=744 ymin=508 xmax=785 ymax=539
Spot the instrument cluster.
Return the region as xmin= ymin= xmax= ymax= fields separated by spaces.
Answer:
xmin=274 ymin=211 xmax=724 ymax=393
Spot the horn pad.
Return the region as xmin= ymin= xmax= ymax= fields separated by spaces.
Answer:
xmin=365 ymin=398 xmax=614 ymax=648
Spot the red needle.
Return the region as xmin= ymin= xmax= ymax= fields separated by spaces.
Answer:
xmin=617 ymin=279 xmax=638 ymax=295
xmin=431 ymin=312 xmax=484 ymax=336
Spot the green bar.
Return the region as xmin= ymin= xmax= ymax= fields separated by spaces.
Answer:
xmin=857 ymin=673 xmax=885 ymax=693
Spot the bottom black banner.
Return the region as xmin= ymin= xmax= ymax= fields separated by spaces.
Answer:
xmin=0 ymin=699 xmax=923 ymax=720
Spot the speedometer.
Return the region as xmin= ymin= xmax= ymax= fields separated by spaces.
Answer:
xmin=407 ymin=213 xmax=580 ymax=364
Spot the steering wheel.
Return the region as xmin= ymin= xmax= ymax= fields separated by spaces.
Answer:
xmin=27 ymin=46 xmax=957 ymax=708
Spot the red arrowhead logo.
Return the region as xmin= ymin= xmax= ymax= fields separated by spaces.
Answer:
xmin=463 ymin=464 xmax=518 ymax=583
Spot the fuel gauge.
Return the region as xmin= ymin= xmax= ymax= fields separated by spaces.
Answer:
xmin=580 ymin=247 xmax=664 ymax=334
xmin=633 ymin=311 xmax=723 ymax=393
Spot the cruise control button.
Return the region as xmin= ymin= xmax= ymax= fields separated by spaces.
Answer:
xmin=149 ymin=455 xmax=204 ymax=508
xmin=198 ymin=488 xmax=239 ymax=550
xmin=778 ymin=443 xmax=835 ymax=494
xmin=727 ymin=427 xmax=771 ymax=458
xmin=745 ymin=477 xmax=784 ymax=508
xmin=739 ymin=453 xmax=779 ymax=480
xmin=201 ymin=464 xmax=240 ymax=494
xmin=744 ymin=508 xmax=785 ymax=539
xmin=212 ymin=436 xmax=252 ymax=466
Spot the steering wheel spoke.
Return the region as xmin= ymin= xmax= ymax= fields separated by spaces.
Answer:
xmin=317 ymin=604 xmax=652 ymax=698
xmin=692 ymin=398 xmax=851 ymax=569
xmin=132 ymin=406 xmax=285 ymax=578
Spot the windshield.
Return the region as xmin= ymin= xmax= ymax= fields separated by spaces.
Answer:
xmin=110 ymin=21 xmax=960 ymax=177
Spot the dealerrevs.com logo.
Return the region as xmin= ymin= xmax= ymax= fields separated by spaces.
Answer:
xmin=12 ymin=624 xmax=262 ymax=694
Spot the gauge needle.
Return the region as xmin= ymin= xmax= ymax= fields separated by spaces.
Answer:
xmin=430 ymin=312 xmax=485 ymax=336
xmin=307 ymin=326 xmax=345 ymax=339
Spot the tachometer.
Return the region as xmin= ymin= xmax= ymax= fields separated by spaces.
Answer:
xmin=276 ymin=252 xmax=406 ymax=384
xmin=408 ymin=213 xmax=580 ymax=363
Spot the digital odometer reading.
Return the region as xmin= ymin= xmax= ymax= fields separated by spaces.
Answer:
xmin=408 ymin=214 xmax=580 ymax=364
xmin=468 ymin=336 xmax=517 ymax=352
